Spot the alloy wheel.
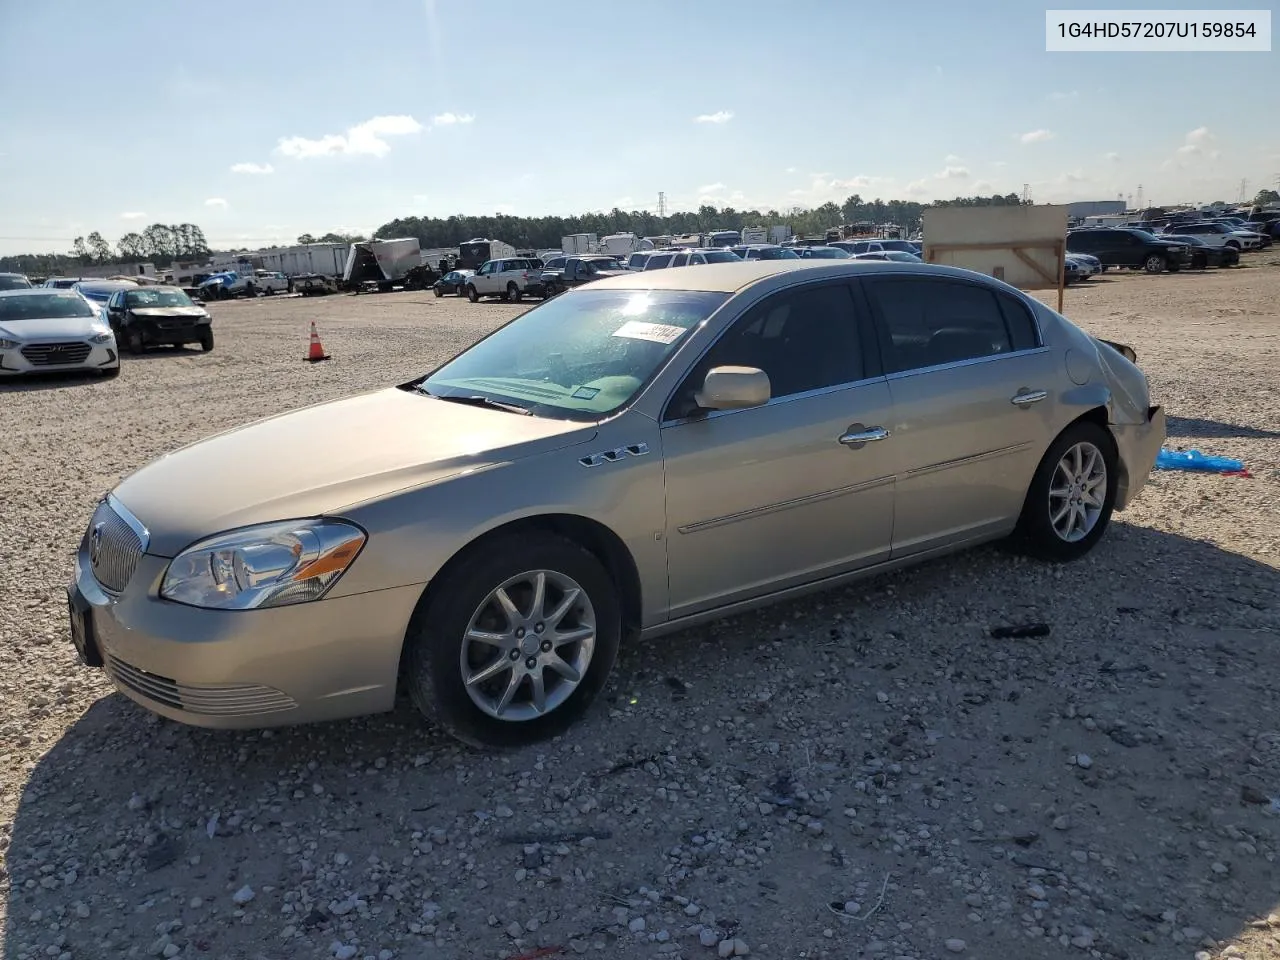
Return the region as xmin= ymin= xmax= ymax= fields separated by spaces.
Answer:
xmin=460 ymin=570 xmax=596 ymax=721
xmin=1048 ymin=441 xmax=1107 ymax=542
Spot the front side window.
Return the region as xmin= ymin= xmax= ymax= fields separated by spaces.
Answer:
xmin=670 ymin=253 xmax=690 ymax=267
xmin=421 ymin=289 xmax=728 ymax=420
xmin=667 ymin=283 xmax=865 ymax=419
xmin=701 ymin=249 xmax=741 ymax=263
xmin=864 ymin=278 xmax=1014 ymax=374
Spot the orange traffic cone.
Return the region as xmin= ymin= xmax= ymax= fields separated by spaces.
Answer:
xmin=304 ymin=321 xmax=330 ymax=362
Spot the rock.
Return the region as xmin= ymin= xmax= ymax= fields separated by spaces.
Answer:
xmin=733 ymin=939 xmax=750 ymax=956
xmin=629 ymin=917 xmax=646 ymax=933
xmin=1241 ymin=784 xmax=1269 ymax=805
xmin=162 ymin=945 xmax=181 ymax=959
xmin=718 ymin=940 xmax=735 ymax=958
xmin=332 ymin=944 xmax=358 ymax=960
xmin=699 ymin=927 xmax=720 ymax=947
xmin=844 ymin=900 xmax=862 ymax=915
xmin=505 ymin=921 xmax=522 ymax=938
xmin=495 ymin=805 xmax=515 ymax=819
xmin=945 ymin=938 xmax=967 ymax=953
xmin=1070 ymin=927 xmax=1095 ymax=949
xmin=231 ymin=885 xmax=255 ymax=905
xmin=1052 ymin=815 xmax=1071 ymax=831
xmin=876 ymin=692 xmax=889 ymax=703
xmin=1075 ymin=753 xmax=1093 ymax=769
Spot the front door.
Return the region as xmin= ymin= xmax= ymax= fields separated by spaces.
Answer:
xmin=661 ymin=280 xmax=895 ymax=620
xmin=860 ymin=275 xmax=1060 ymax=556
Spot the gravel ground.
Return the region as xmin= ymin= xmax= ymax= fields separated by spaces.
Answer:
xmin=3 ymin=263 xmax=1280 ymax=960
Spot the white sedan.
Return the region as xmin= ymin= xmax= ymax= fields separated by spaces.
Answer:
xmin=0 ymin=289 xmax=120 ymax=378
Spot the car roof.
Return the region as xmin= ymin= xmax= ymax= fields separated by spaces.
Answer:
xmin=584 ymin=259 xmax=991 ymax=294
xmin=0 ymin=287 xmax=80 ymax=298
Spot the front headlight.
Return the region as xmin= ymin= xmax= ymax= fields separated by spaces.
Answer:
xmin=0 ymin=338 xmax=18 ymax=349
xmin=160 ymin=518 xmax=366 ymax=610
xmin=90 ymin=332 xmax=113 ymax=344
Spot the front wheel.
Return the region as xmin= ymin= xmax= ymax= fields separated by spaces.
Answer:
xmin=125 ymin=329 xmax=145 ymax=355
xmin=1014 ymin=420 xmax=1118 ymax=562
xmin=466 ymin=285 xmax=480 ymax=303
xmin=433 ymin=286 xmax=443 ymax=298
xmin=1143 ymin=254 xmax=1166 ymax=274
xmin=199 ymin=329 xmax=214 ymax=352
xmin=403 ymin=534 xmax=621 ymax=749
xmin=101 ymin=365 xmax=121 ymax=379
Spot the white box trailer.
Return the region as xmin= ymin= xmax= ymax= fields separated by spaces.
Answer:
xmin=600 ymin=233 xmax=641 ymax=256
xmin=259 ymin=242 xmax=349 ymax=278
xmin=561 ymin=233 xmax=597 ymax=254
xmin=343 ymin=238 xmax=422 ymax=289
xmin=741 ymin=226 xmax=768 ymax=245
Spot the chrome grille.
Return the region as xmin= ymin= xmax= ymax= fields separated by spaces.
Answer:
xmin=107 ymin=656 xmax=297 ymax=716
xmin=21 ymin=342 xmax=92 ymax=366
xmin=87 ymin=499 xmax=144 ymax=594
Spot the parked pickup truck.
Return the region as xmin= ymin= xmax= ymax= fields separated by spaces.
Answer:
xmin=541 ymin=255 xmax=628 ymax=296
xmin=465 ymin=257 xmax=547 ymax=302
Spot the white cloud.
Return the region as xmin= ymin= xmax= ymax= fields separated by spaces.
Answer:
xmin=697 ymin=182 xmax=726 ymax=194
xmin=1177 ymin=126 xmax=1216 ymax=155
xmin=120 ymin=211 xmax=146 ymax=220
xmin=831 ymin=175 xmax=876 ymax=190
xmin=972 ymin=179 xmax=993 ymax=192
xmin=944 ymin=153 xmax=963 ymax=163
xmin=938 ymin=165 xmax=970 ymax=179
xmin=614 ymin=196 xmax=635 ymax=207
xmin=785 ymin=166 xmax=797 ymax=173
xmin=1019 ymin=129 xmax=1056 ymax=144
xmin=904 ymin=179 xmax=930 ymax=196
xmin=204 ymin=197 xmax=228 ymax=208
xmin=1103 ymin=151 xmax=1120 ymax=162
xmin=694 ymin=110 xmax=733 ymax=124
xmin=277 ymin=114 xmax=424 ymax=159
xmin=1049 ymin=90 xmax=1079 ymax=101
xmin=230 ymin=161 xmax=274 ymax=175
xmin=432 ymin=112 xmax=474 ymax=126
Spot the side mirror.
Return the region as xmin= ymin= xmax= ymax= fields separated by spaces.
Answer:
xmin=695 ymin=366 xmax=771 ymax=411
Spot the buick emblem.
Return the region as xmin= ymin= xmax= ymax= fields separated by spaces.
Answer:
xmin=89 ymin=522 xmax=105 ymax=567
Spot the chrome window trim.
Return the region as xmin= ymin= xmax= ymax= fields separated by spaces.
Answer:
xmin=883 ymin=345 xmax=1052 ymax=382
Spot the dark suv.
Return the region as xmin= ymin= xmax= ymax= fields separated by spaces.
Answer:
xmin=1066 ymin=228 xmax=1190 ymax=274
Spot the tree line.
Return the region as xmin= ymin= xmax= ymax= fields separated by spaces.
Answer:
xmin=373 ymin=193 xmax=1031 ymax=251
xmin=1 ymin=223 xmax=212 ymax=276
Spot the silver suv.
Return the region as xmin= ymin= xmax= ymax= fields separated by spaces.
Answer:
xmin=466 ymin=258 xmax=547 ymax=302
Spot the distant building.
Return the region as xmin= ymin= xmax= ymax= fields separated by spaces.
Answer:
xmin=1066 ymin=200 xmax=1126 ymax=219
xmin=76 ymin=261 xmax=158 ymax=280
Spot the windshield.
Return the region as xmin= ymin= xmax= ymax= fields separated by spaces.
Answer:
xmin=885 ymin=251 xmax=923 ymax=262
xmin=77 ymin=285 xmax=128 ymax=302
xmin=421 ymin=289 xmax=728 ymax=420
xmin=804 ymin=248 xmax=851 ymax=258
xmin=588 ymin=258 xmax=625 ymax=271
xmin=758 ymin=247 xmax=800 ymax=260
xmin=700 ymin=249 xmax=741 ymax=263
xmin=126 ymin=288 xmax=194 ymax=308
xmin=0 ymin=275 xmax=32 ymax=290
xmin=0 ymin=291 xmax=97 ymax=321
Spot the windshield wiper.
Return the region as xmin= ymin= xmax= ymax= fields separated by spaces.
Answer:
xmin=417 ymin=387 xmax=532 ymax=416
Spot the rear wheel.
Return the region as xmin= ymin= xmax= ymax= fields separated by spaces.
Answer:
xmin=125 ymin=329 xmax=145 ymax=354
xmin=506 ymin=282 xmax=521 ymax=303
xmin=467 ymin=285 xmax=480 ymax=303
xmin=1143 ymin=254 xmax=1166 ymax=274
xmin=1014 ymin=420 xmax=1118 ymax=562
xmin=244 ymin=283 xmax=256 ymax=298
xmin=403 ymin=534 xmax=621 ymax=748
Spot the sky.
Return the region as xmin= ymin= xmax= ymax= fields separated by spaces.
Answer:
xmin=0 ymin=0 xmax=1277 ymax=255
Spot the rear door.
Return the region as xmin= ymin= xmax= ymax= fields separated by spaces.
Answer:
xmin=860 ymin=275 xmax=1059 ymax=557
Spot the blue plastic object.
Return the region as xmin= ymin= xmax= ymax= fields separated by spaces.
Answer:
xmin=1154 ymin=448 xmax=1246 ymax=474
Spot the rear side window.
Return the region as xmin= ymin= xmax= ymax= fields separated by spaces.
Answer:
xmin=670 ymin=253 xmax=689 ymax=267
xmin=864 ymin=278 xmax=1014 ymax=374
xmin=645 ymin=254 xmax=673 ymax=270
xmin=996 ymin=293 xmax=1041 ymax=351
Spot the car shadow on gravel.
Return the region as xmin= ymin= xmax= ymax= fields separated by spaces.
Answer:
xmin=5 ymin=522 xmax=1280 ymax=960
xmin=1168 ymin=415 xmax=1280 ymax=440
xmin=0 ymin=371 xmax=117 ymax=392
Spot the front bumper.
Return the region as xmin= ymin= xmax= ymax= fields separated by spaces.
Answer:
xmin=0 ymin=340 xmax=118 ymax=375
xmin=69 ymin=547 xmax=423 ymax=728
xmin=523 ymin=282 xmax=547 ymax=297
xmin=1112 ymin=405 xmax=1166 ymax=510
xmin=130 ymin=320 xmax=208 ymax=346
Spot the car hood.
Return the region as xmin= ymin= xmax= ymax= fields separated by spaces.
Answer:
xmin=0 ymin=316 xmax=109 ymax=340
xmin=113 ymin=387 xmax=598 ymax=556
xmin=129 ymin=306 xmax=209 ymax=318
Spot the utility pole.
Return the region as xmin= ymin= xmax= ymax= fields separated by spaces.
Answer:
xmin=657 ymin=192 xmax=667 ymax=218
xmin=1021 ymin=183 xmax=1030 ymax=204
xmin=1136 ymin=183 xmax=1143 ymax=211
xmin=1238 ymin=178 xmax=1248 ymax=203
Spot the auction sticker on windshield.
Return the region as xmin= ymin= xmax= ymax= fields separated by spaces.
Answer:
xmin=612 ymin=320 xmax=686 ymax=344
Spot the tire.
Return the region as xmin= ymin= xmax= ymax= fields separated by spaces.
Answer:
xmin=125 ymin=329 xmax=145 ymax=355
xmin=1225 ymin=240 xmax=1240 ymax=250
xmin=245 ymin=283 xmax=256 ymax=298
xmin=199 ymin=329 xmax=214 ymax=353
xmin=1191 ymin=254 xmax=1207 ymax=269
xmin=466 ymin=285 xmax=480 ymax=303
xmin=433 ymin=286 xmax=443 ymax=298
xmin=403 ymin=534 xmax=621 ymax=749
xmin=1143 ymin=254 xmax=1166 ymax=274
xmin=1014 ymin=420 xmax=1119 ymax=563
xmin=506 ymin=282 xmax=521 ymax=303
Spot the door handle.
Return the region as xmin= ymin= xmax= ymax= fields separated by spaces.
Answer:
xmin=1011 ymin=390 xmax=1048 ymax=406
xmin=839 ymin=426 xmax=890 ymax=446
